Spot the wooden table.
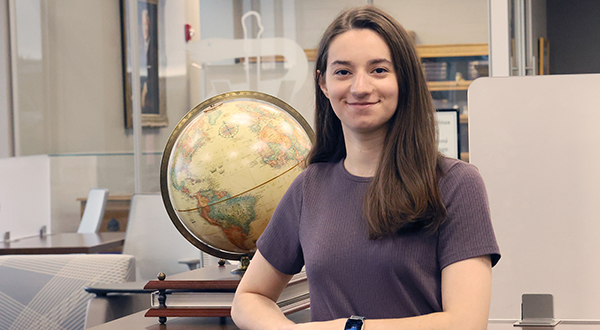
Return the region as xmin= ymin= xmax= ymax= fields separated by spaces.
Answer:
xmin=86 ymin=313 xmax=600 ymax=329
xmin=84 ymin=265 xmax=600 ymax=330
xmin=87 ymin=307 xmax=311 ymax=330
xmin=0 ymin=232 xmax=125 ymax=255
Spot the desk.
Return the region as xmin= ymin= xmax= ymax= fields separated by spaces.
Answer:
xmin=489 ymin=320 xmax=600 ymax=330
xmin=87 ymin=314 xmax=600 ymax=330
xmin=87 ymin=308 xmax=311 ymax=330
xmin=0 ymin=232 xmax=125 ymax=255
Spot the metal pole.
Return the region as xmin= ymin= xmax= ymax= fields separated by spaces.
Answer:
xmin=127 ymin=0 xmax=142 ymax=193
xmin=7 ymin=0 xmax=19 ymax=156
xmin=525 ymin=0 xmax=535 ymax=75
xmin=514 ymin=0 xmax=527 ymax=76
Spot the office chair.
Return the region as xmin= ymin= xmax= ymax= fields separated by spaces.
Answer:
xmin=77 ymin=188 xmax=109 ymax=233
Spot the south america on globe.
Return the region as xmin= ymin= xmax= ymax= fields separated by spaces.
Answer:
xmin=161 ymin=91 xmax=314 ymax=260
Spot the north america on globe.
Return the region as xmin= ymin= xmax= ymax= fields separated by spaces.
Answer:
xmin=166 ymin=97 xmax=312 ymax=255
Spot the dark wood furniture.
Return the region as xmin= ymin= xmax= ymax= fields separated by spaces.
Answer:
xmin=0 ymin=232 xmax=125 ymax=255
xmin=143 ymin=265 xmax=308 ymax=323
xmin=86 ymin=264 xmax=309 ymax=329
xmin=87 ymin=308 xmax=310 ymax=330
xmin=86 ymin=312 xmax=600 ymax=329
xmin=78 ymin=195 xmax=131 ymax=232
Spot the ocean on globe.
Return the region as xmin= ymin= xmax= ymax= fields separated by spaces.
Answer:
xmin=160 ymin=91 xmax=314 ymax=260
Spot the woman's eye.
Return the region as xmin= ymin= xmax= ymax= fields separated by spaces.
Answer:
xmin=334 ymin=69 xmax=351 ymax=76
xmin=373 ymin=67 xmax=388 ymax=74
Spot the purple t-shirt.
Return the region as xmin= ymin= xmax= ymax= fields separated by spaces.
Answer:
xmin=257 ymin=157 xmax=500 ymax=321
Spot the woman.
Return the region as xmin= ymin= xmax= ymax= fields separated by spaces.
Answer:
xmin=231 ymin=5 xmax=500 ymax=330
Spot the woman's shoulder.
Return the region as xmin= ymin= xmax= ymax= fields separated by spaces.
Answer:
xmin=440 ymin=157 xmax=481 ymax=179
xmin=439 ymin=157 xmax=486 ymax=192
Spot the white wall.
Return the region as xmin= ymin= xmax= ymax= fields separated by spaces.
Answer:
xmin=293 ymin=0 xmax=489 ymax=49
xmin=489 ymin=0 xmax=510 ymax=77
xmin=377 ymin=0 xmax=489 ymax=45
xmin=294 ymin=0 xmax=365 ymax=50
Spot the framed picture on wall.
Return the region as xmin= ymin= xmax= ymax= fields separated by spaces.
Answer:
xmin=435 ymin=109 xmax=460 ymax=159
xmin=121 ymin=0 xmax=168 ymax=128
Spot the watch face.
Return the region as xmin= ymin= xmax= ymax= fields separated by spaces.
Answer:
xmin=345 ymin=319 xmax=363 ymax=330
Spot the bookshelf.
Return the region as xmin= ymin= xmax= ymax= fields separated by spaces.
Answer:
xmin=417 ymin=43 xmax=489 ymax=162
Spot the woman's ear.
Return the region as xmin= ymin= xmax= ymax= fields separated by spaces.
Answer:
xmin=317 ymin=70 xmax=329 ymax=99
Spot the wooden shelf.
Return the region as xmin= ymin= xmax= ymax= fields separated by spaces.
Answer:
xmin=304 ymin=49 xmax=317 ymax=62
xmin=416 ymin=43 xmax=488 ymax=58
xmin=427 ymin=80 xmax=473 ymax=91
xmin=269 ymin=44 xmax=488 ymax=63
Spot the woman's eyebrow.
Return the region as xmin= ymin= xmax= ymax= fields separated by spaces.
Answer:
xmin=329 ymin=58 xmax=392 ymax=67
xmin=369 ymin=58 xmax=393 ymax=65
xmin=329 ymin=60 xmax=352 ymax=67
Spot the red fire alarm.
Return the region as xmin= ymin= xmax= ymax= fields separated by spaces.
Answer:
xmin=185 ymin=24 xmax=195 ymax=42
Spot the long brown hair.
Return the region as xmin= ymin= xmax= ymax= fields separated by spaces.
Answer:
xmin=307 ymin=5 xmax=446 ymax=239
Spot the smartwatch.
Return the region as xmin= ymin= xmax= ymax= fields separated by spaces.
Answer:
xmin=344 ymin=315 xmax=366 ymax=330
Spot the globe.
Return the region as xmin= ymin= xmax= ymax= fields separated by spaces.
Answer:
xmin=160 ymin=91 xmax=314 ymax=263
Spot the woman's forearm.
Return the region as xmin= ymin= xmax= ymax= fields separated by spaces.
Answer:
xmin=231 ymin=291 xmax=296 ymax=330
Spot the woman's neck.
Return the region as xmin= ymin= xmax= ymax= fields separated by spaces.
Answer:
xmin=342 ymin=129 xmax=386 ymax=177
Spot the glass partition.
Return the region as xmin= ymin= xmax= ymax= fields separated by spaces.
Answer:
xmin=7 ymin=0 xmax=489 ymax=233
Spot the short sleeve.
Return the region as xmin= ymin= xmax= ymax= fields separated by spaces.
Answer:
xmin=437 ymin=161 xmax=501 ymax=269
xmin=256 ymin=170 xmax=306 ymax=275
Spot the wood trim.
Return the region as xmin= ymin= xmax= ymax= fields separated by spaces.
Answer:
xmin=144 ymin=280 xmax=240 ymax=291
xmin=144 ymin=299 xmax=310 ymax=318
xmin=304 ymin=49 xmax=317 ymax=62
xmin=77 ymin=194 xmax=132 ymax=202
xmin=427 ymin=80 xmax=473 ymax=91
xmin=241 ymin=44 xmax=488 ymax=63
xmin=416 ymin=43 xmax=489 ymax=58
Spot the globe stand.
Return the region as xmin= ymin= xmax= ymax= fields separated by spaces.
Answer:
xmin=230 ymin=255 xmax=250 ymax=275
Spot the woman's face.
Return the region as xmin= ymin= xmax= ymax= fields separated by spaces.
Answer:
xmin=319 ymin=29 xmax=399 ymax=137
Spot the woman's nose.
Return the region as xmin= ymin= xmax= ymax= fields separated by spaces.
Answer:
xmin=350 ymin=71 xmax=373 ymax=97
